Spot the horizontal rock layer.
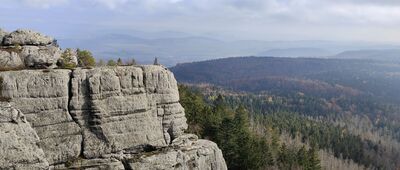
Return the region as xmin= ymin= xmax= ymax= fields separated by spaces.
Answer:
xmin=0 ymin=65 xmax=227 ymax=169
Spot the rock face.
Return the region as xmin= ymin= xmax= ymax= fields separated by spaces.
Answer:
xmin=0 ymin=102 xmax=49 ymax=169
xmin=69 ymin=66 xmax=188 ymax=159
xmin=0 ymin=70 xmax=82 ymax=165
xmin=0 ymin=29 xmax=61 ymax=69
xmin=0 ymin=65 xmax=227 ymax=169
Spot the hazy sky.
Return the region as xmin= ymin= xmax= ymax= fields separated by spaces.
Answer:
xmin=1 ymin=0 xmax=400 ymax=43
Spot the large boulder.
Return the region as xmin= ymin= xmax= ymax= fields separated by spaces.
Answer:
xmin=0 ymin=102 xmax=49 ymax=169
xmin=0 ymin=29 xmax=61 ymax=69
xmin=21 ymin=45 xmax=61 ymax=68
xmin=3 ymin=29 xmax=53 ymax=46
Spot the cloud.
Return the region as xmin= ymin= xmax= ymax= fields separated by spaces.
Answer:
xmin=18 ymin=0 xmax=69 ymax=8
xmin=92 ymin=0 xmax=129 ymax=9
xmin=1 ymin=0 xmax=400 ymax=43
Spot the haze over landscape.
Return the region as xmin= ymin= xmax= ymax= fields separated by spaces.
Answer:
xmin=2 ymin=0 xmax=400 ymax=65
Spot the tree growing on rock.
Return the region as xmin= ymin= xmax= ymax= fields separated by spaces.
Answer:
xmin=77 ymin=49 xmax=96 ymax=67
xmin=57 ymin=48 xmax=77 ymax=69
xmin=153 ymin=57 xmax=159 ymax=65
xmin=117 ymin=58 xmax=123 ymax=66
xmin=126 ymin=58 xmax=137 ymax=66
xmin=107 ymin=59 xmax=117 ymax=66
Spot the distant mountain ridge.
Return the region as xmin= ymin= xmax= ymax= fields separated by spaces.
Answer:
xmin=332 ymin=49 xmax=400 ymax=61
xmin=257 ymin=48 xmax=334 ymax=57
xmin=58 ymin=30 xmax=400 ymax=66
xmin=171 ymin=56 xmax=400 ymax=103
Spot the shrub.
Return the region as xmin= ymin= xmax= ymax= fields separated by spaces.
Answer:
xmin=57 ymin=48 xmax=77 ymax=69
xmin=77 ymin=49 xmax=96 ymax=67
xmin=107 ymin=59 xmax=117 ymax=66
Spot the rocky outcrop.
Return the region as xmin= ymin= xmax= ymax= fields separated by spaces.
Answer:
xmin=3 ymin=29 xmax=54 ymax=46
xmin=126 ymin=135 xmax=227 ymax=170
xmin=0 ymin=69 xmax=82 ymax=165
xmin=0 ymin=65 xmax=227 ymax=169
xmin=0 ymin=102 xmax=49 ymax=169
xmin=69 ymin=66 xmax=187 ymax=158
xmin=0 ymin=29 xmax=61 ymax=69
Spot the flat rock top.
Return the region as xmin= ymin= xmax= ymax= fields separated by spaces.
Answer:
xmin=2 ymin=29 xmax=53 ymax=46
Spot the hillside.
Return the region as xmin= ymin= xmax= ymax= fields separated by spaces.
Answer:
xmin=171 ymin=56 xmax=400 ymax=169
xmin=171 ymin=56 xmax=400 ymax=103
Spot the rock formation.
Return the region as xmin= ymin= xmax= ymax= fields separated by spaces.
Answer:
xmin=0 ymin=63 xmax=227 ymax=169
xmin=0 ymin=102 xmax=49 ymax=169
xmin=0 ymin=29 xmax=61 ymax=69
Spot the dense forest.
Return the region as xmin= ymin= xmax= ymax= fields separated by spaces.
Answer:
xmin=179 ymin=85 xmax=321 ymax=170
xmin=172 ymin=57 xmax=400 ymax=169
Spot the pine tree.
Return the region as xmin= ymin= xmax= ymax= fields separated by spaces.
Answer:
xmin=297 ymin=146 xmax=308 ymax=167
xmin=117 ymin=58 xmax=123 ymax=66
xmin=130 ymin=58 xmax=137 ymax=65
xmin=307 ymin=147 xmax=321 ymax=170
xmin=153 ymin=57 xmax=159 ymax=65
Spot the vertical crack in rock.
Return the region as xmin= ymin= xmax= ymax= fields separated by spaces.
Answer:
xmin=83 ymin=75 xmax=109 ymax=144
xmin=67 ymin=70 xmax=84 ymax=157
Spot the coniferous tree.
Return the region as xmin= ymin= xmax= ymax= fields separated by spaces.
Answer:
xmin=117 ymin=58 xmax=123 ymax=66
xmin=307 ymin=147 xmax=321 ymax=170
xmin=153 ymin=57 xmax=159 ymax=65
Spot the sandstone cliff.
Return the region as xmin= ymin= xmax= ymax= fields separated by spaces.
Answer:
xmin=0 ymin=30 xmax=227 ymax=170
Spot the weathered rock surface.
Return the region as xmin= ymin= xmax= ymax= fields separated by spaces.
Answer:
xmin=0 ymin=65 xmax=227 ymax=169
xmin=50 ymin=158 xmax=125 ymax=170
xmin=0 ymin=70 xmax=82 ymax=165
xmin=22 ymin=45 xmax=61 ymax=68
xmin=127 ymin=136 xmax=227 ymax=170
xmin=0 ymin=29 xmax=8 ymax=44
xmin=0 ymin=102 xmax=49 ymax=170
xmin=3 ymin=29 xmax=53 ymax=46
xmin=0 ymin=50 xmax=23 ymax=69
xmin=0 ymin=29 xmax=61 ymax=69
xmin=70 ymin=66 xmax=187 ymax=158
